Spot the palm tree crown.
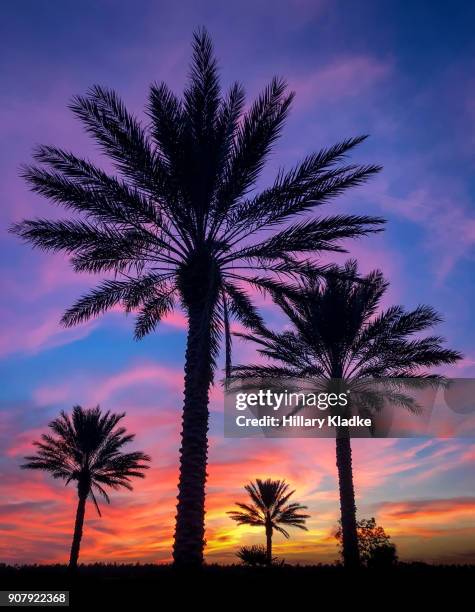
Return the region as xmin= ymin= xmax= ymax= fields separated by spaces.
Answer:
xmin=11 ymin=30 xmax=383 ymax=354
xmin=22 ymin=405 xmax=150 ymax=514
xmin=228 ymin=478 xmax=309 ymax=538
xmin=233 ymin=260 xmax=462 ymax=384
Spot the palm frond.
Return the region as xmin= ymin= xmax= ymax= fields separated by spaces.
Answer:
xmin=61 ymin=275 xmax=170 ymax=327
xmin=217 ymin=77 xmax=293 ymax=213
xmin=134 ymin=290 xmax=176 ymax=339
xmin=69 ymin=85 xmax=160 ymax=194
xmin=232 ymin=259 xmax=462 ymax=413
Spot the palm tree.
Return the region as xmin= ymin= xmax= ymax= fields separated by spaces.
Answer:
xmin=232 ymin=261 xmax=462 ymax=568
xmin=21 ymin=405 xmax=150 ymax=571
xmin=11 ymin=30 xmax=384 ymax=566
xmin=228 ymin=478 xmax=309 ymax=565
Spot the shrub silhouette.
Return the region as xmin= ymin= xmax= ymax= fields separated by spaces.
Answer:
xmin=336 ymin=517 xmax=398 ymax=568
xmin=236 ymin=545 xmax=277 ymax=566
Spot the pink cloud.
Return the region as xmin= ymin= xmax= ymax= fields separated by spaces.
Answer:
xmin=5 ymin=427 xmax=46 ymax=458
xmin=33 ymin=383 xmax=71 ymax=406
xmin=162 ymin=310 xmax=187 ymax=330
xmin=29 ymin=256 xmax=92 ymax=299
xmin=291 ymin=55 xmax=391 ymax=109
xmin=369 ymin=177 xmax=475 ymax=280
xmin=0 ymin=307 xmax=97 ymax=357
xmin=27 ymin=361 xmax=187 ymax=417
xmin=92 ymin=363 xmax=184 ymax=404
xmin=0 ymin=275 xmax=188 ymax=360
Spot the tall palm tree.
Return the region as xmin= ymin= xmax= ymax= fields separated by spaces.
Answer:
xmin=228 ymin=478 xmax=309 ymax=565
xmin=21 ymin=405 xmax=150 ymax=570
xmin=11 ymin=30 xmax=384 ymax=566
xmin=232 ymin=261 xmax=462 ymax=568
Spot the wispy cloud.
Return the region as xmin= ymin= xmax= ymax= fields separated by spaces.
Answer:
xmin=291 ymin=55 xmax=391 ymax=109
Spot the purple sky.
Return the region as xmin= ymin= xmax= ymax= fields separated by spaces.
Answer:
xmin=0 ymin=0 xmax=474 ymax=565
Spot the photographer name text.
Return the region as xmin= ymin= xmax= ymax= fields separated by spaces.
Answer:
xmin=235 ymin=414 xmax=372 ymax=428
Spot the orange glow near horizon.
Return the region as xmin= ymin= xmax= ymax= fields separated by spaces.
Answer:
xmin=1 ymin=418 xmax=474 ymax=565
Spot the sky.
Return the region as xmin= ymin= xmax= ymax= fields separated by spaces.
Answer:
xmin=0 ymin=0 xmax=474 ymax=565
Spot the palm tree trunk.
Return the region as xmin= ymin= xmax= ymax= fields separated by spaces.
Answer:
xmin=173 ymin=304 xmax=213 ymax=567
xmin=222 ymin=294 xmax=232 ymax=383
xmin=69 ymin=490 xmax=87 ymax=571
xmin=335 ymin=427 xmax=360 ymax=569
xmin=265 ymin=522 xmax=273 ymax=566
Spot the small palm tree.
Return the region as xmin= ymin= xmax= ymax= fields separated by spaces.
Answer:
xmin=21 ymin=405 xmax=150 ymax=570
xmin=11 ymin=29 xmax=383 ymax=566
xmin=228 ymin=479 xmax=309 ymax=565
xmin=232 ymin=261 xmax=462 ymax=568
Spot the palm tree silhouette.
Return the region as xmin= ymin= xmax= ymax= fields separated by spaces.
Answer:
xmin=11 ymin=30 xmax=384 ymax=565
xmin=232 ymin=261 xmax=461 ymax=568
xmin=228 ymin=479 xmax=309 ymax=565
xmin=21 ymin=405 xmax=150 ymax=571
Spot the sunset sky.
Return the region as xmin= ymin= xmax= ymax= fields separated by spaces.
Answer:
xmin=1 ymin=0 xmax=474 ymax=565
